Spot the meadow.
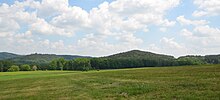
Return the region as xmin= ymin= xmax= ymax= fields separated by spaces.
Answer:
xmin=0 ymin=65 xmax=219 ymax=100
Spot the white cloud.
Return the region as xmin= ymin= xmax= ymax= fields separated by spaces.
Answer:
xmin=1 ymin=0 xmax=180 ymax=37
xmin=31 ymin=18 xmax=72 ymax=37
xmin=178 ymin=25 xmax=220 ymax=55
xmin=0 ymin=0 xmax=184 ymax=56
xmin=14 ymin=31 xmax=32 ymax=38
xmin=116 ymin=33 xmax=143 ymax=45
xmin=181 ymin=25 xmax=220 ymax=39
xmin=50 ymin=6 xmax=91 ymax=35
xmin=147 ymin=44 xmax=161 ymax=53
xmin=161 ymin=37 xmax=188 ymax=56
xmin=37 ymin=0 xmax=68 ymax=18
xmin=176 ymin=14 xmax=220 ymax=55
xmin=160 ymin=37 xmax=186 ymax=50
xmin=159 ymin=27 xmax=167 ymax=32
xmin=194 ymin=25 xmax=220 ymax=37
xmin=14 ymin=11 xmax=38 ymax=25
xmin=75 ymin=33 xmax=142 ymax=56
xmin=180 ymin=29 xmax=193 ymax=37
xmin=193 ymin=0 xmax=220 ymax=17
xmin=177 ymin=15 xmax=208 ymax=26
xmin=0 ymin=17 xmax=20 ymax=37
xmin=147 ymin=37 xmax=188 ymax=57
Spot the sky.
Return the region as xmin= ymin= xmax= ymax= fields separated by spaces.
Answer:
xmin=0 ymin=0 xmax=220 ymax=57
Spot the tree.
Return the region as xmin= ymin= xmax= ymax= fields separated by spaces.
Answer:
xmin=73 ymin=58 xmax=92 ymax=71
xmin=20 ymin=64 xmax=31 ymax=71
xmin=1 ymin=60 xmax=14 ymax=72
xmin=0 ymin=62 xmax=3 ymax=72
xmin=8 ymin=65 xmax=20 ymax=72
xmin=49 ymin=58 xmax=66 ymax=70
xmin=49 ymin=60 xmax=58 ymax=70
xmin=205 ymin=55 xmax=220 ymax=64
xmin=57 ymin=58 xmax=65 ymax=71
xmin=32 ymin=65 xmax=38 ymax=71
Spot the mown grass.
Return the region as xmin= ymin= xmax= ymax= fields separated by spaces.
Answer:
xmin=0 ymin=65 xmax=219 ymax=100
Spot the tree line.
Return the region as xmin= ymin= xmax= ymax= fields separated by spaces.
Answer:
xmin=1 ymin=54 xmax=220 ymax=72
xmin=0 ymin=60 xmax=37 ymax=72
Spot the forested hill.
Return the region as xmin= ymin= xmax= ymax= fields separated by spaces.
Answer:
xmin=106 ymin=50 xmax=175 ymax=60
xmin=0 ymin=52 xmax=21 ymax=60
xmin=89 ymin=50 xmax=177 ymax=69
xmin=0 ymin=53 xmax=90 ymax=65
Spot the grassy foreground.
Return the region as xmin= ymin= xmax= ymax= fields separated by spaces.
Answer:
xmin=0 ymin=65 xmax=219 ymax=100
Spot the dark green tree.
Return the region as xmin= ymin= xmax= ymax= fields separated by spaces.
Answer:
xmin=49 ymin=60 xmax=58 ymax=70
xmin=0 ymin=62 xmax=3 ymax=72
xmin=73 ymin=58 xmax=92 ymax=71
xmin=1 ymin=60 xmax=14 ymax=72
xmin=20 ymin=64 xmax=31 ymax=71
xmin=49 ymin=58 xmax=66 ymax=70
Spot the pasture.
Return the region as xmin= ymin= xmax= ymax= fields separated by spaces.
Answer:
xmin=0 ymin=65 xmax=219 ymax=99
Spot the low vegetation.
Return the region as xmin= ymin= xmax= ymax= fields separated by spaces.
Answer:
xmin=0 ymin=65 xmax=219 ymax=99
xmin=7 ymin=65 xmax=20 ymax=72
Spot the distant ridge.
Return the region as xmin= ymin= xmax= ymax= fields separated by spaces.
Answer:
xmin=106 ymin=50 xmax=175 ymax=60
xmin=0 ymin=52 xmax=21 ymax=60
xmin=0 ymin=52 xmax=91 ymax=65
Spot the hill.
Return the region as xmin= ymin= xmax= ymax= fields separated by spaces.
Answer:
xmin=5 ymin=53 xmax=90 ymax=65
xmin=89 ymin=50 xmax=176 ymax=69
xmin=106 ymin=50 xmax=175 ymax=60
xmin=205 ymin=54 xmax=220 ymax=64
xmin=0 ymin=52 xmax=21 ymax=60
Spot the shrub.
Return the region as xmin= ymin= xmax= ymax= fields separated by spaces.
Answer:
xmin=8 ymin=65 xmax=20 ymax=72
xmin=20 ymin=64 xmax=31 ymax=71
xmin=32 ymin=65 xmax=38 ymax=71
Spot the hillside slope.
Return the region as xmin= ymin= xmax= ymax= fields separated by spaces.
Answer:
xmin=7 ymin=53 xmax=90 ymax=65
xmin=106 ymin=50 xmax=175 ymax=60
xmin=0 ymin=52 xmax=21 ymax=60
xmin=89 ymin=50 xmax=176 ymax=69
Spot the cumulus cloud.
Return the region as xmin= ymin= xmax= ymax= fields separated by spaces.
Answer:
xmin=0 ymin=17 xmax=20 ymax=37
xmin=180 ymin=29 xmax=193 ymax=37
xmin=1 ymin=0 xmax=180 ymax=37
xmin=194 ymin=25 xmax=220 ymax=37
xmin=1 ymin=0 xmax=198 ymax=56
xmin=159 ymin=27 xmax=167 ymax=32
xmin=161 ymin=37 xmax=184 ymax=49
xmin=176 ymin=14 xmax=220 ymax=55
xmin=147 ymin=37 xmax=188 ymax=57
xmin=161 ymin=37 xmax=188 ymax=56
xmin=37 ymin=0 xmax=69 ymax=18
xmin=180 ymin=25 xmax=220 ymax=39
xmin=177 ymin=15 xmax=209 ymax=26
xmin=31 ymin=18 xmax=73 ymax=37
xmin=179 ymin=25 xmax=220 ymax=55
xmin=193 ymin=0 xmax=220 ymax=17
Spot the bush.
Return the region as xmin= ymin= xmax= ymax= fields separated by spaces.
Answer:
xmin=32 ymin=65 xmax=38 ymax=71
xmin=8 ymin=65 xmax=20 ymax=72
xmin=20 ymin=64 xmax=31 ymax=71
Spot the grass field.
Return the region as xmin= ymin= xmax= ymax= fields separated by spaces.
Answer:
xmin=0 ymin=65 xmax=220 ymax=100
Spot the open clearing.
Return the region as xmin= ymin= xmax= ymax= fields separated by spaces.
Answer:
xmin=0 ymin=65 xmax=220 ymax=100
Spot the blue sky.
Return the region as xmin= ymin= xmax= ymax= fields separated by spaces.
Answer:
xmin=0 ymin=0 xmax=220 ymax=57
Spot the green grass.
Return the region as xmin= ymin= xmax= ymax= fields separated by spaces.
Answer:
xmin=0 ymin=65 xmax=220 ymax=100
